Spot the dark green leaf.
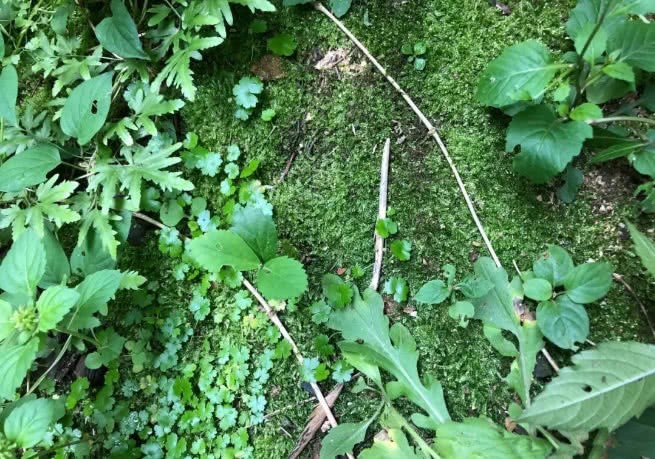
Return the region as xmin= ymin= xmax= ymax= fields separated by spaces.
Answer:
xmin=85 ymin=328 xmax=126 ymax=369
xmin=282 ymin=0 xmax=313 ymax=4
xmin=320 ymin=418 xmax=372 ymax=459
xmin=39 ymin=228 xmax=70 ymax=288
xmin=328 ymin=0 xmax=352 ymax=17
xmin=414 ymin=279 xmax=449 ymax=305
xmin=95 ymin=0 xmax=148 ymax=59
xmin=609 ymin=407 xmax=655 ymax=459
xmin=231 ymin=206 xmax=278 ymax=261
xmin=256 ymin=256 xmax=308 ymax=300
xmin=536 ymin=296 xmax=589 ymax=350
xmin=507 ymin=104 xmax=593 ymax=183
xmin=590 ymin=140 xmax=646 ymax=164
xmin=563 ymin=262 xmax=613 ymax=304
xmin=0 ymin=229 xmax=45 ymax=302
xmin=0 ymin=339 xmax=39 ymax=400
xmin=632 ymin=146 xmax=655 ymax=178
xmin=60 ymin=73 xmax=113 ymax=145
xmin=186 ymin=230 xmax=261 ymax=273
xmin=70 ymin=227 xmax=115 ymax=277
xmin=627 ymin=222 xmax=655 ymax=279
xmin=0 ymin=144 xmax=60 ymax=193
xmin=0 ymin=64 xmax=17 ymax=126
xmin=586 ymin=74 xmax=634 ymax=104
xmin=267 ymin=33 xmax=297 ymax=56
xmin=557 ymin=166 xmax=584 ymax=204
xmin=608 ymin=21 xmax=655 ymax=72
xmin=68 ymin=269 xmax=123 ymax=330
xmin=52 ymin=3 xmax=74 ymax=35
xmin=533 ymin=244 xmax=574 ymax=286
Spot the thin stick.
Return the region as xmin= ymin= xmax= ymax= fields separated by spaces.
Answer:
xmin=133 ymin=212 xmax=167 ymax=231
xmin=315 ymin=2 xmax=560 ymax=373
xmin=371 ymin=139 xmax=390 ymax=291
xmin=314 ymin=2 xmax=501 ymax=268
xmin=613 ymin=272 xmax=655 ymax=338
xmin=242 ymin=280 xmax=354 ymax=459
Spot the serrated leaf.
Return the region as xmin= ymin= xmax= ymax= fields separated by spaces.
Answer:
xmin=0 ymin=339 xmax=39 ymax=400
xmin=390 ymin=239 xmax=411 ymax=261
xmin=0 ymin=64 xmax=18 ymax=126
xmin=329 ymin=288 xmax=451 ymax=429
xmin=0 ymin=229 xmax=45 ymax=303
xmin=267 ymin=33 xmax=297 ymax=56
xmin=375 ymin=217 xmax=397 ymax=238
xmin=434 ymin=417 xmax=552 ymax=458
xmin=61 ymin=73 xmax=113 ymax=145
xmin=84 ymin=328 xmax=126 ymax=369
xmin=36 ymin=286 xmax=80 ymax=332
xmin=536 ymin=296 xmax=589 ymax=350
xmin=0 ymin=144 xmax=60 ymax=193
xmin=256 ymin=256 xmax=307 ymax=300
xmin=359 ymin=429 xmax=425 ymax=459
xmin=0 ymin=300 xmax=14 ymax=341
xmin=233 ymin=76 xmax=263 ymax=109
xmin=4 ymin=398 xmax=56 ymax=448
xmin=533 ymin=245 xmax=574 ymax=286
xmin=95 ymin=0 xmax=148 ymax=60
xmin=507 ymin=104 xmax=593 ymax=183
xmin=322 ymin=274 xmax=353 ymax=308
xmin=186 ymin=230 xmax=261 ymax=273
xmin=608 ymin=21 xmax=655 ymax=72
xmin=68 ymin=270 xmax=123 ymax=331
xmin=383 ymin=276 xmax=409 ymax=303
xmin=518 ymin=341 xmax=655 ymax=431
xmin=320 ymin=418 xmax=372 ymax=459
xmin=71 ymin=227 xmax=115 ymax=277
xmin=414 ymin=279 xmax=449 ymax=305
xmin=563 ymin=261 xmax=612 ymax=304
xmin=627 ymin=222 xmax=655 ymax=279
xmin=231 ymin=206 xmax=278 ymax=261
xmin=476 ymin=40 xmax=563 ymax=108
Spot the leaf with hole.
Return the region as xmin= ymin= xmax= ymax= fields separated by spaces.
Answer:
xmin=60 ymin=72 xmax=113 ymax=145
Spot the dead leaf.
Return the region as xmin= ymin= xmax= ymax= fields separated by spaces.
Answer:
xmin=504 ymin=417 xmax=517 ymax=432
xmin=336 ymin=267 xmax=346 ymax=275
xmin=314 ymin=49 xmax=349 ymax=71
xmin=251 ymin=54 xmax=286 ymax=81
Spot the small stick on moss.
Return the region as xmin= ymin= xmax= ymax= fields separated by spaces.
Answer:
xmin=371 ymin=138 xmax=391 ymax=291
xmin=613 ymin=272 xmax=655 ymax=338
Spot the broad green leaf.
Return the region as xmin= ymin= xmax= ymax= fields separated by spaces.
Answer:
xmin=39 ymin=228 xmax=70 ymax=288
xmin=60 ymin=72 xmax=113 ymax=145
xmin=434 ymin=417 xmax=551 ymax=458
xmin=231 ymin=206 xmax=278 ymax=261
xmin=483 ymin=324 xmax=518 ymax=357
xmin=507 ymin=104 xmax=593 ymax=183
xmin=457 ymin=276 xmax=493 ymax=298
xmin=329 ymin=288 xmax=451 ymax=428
xmin=375 ymin=217 xmax=397 ymax=238
xmin=566 ymin=0 xmax=633 ymax=42
xmin=609 ymin=407 xmax=655 ymax=459
xmin=51 ymin=3 xmax=74 ymax=35
xmin=569 ymin=103 xmax=602 ymax=121
xmin=232 ymin=76 xmax=263 ymax=109
xmin=256 ymin=256 xmax=307 ymax=300
xmin=505 ymin=321 xmax=543 ymax=405
xmin=536 ymin=296 xmax=589 ymax=350
xmin=66 ymin=377 xmax=89 ymax=410
xmin=533 ymin=245 xmax=574 ymax=287
xmin=329 ymin=0 xmax=352 ymax=17
xmin=0 ymin=144 xmax=60 ymax=193
xmin=632 ymin=146 xmax=655 ymax=178
xmin=0 ymin=229 xmax=46 ymax=302
xmin=70 ymin=227 xmax=116 ymax=277
xmin=359 ymin=429 xmax=425 ymax=459
xmin=414 ymin=279 xmax=449 ymax=305
xmin=518 ymin=341 xmax=655 ymax=431
xmin=85 ymin=328 xmax=126 ymax=369
xmin=573 ymin=23 xmax=607 ymax=64
xmin=563 ymin=261 xmax=613 ymax=304
xmin=476 ymin=40 xmax=563 ymax=108
xmin=159 ymin=200 xmax=184 ymax=227
xmin=608 ymin=21 xmax=655 ymax=72
xmin=68 ymin=270 xmax=123 ymax=330
xmin=186 ymin=230 xmax=261 ymax=273
xmin=523 ymin=278 xmax=552 ymax=301
xmin=4 ymin=398 xmax=55 ymax=448
xmin=267 ymin=33 xmax=297 ymax=56
xmin=469 ymin=257 xmax=520 ymax=336
xmin=586 ymin=74 xmax=634 ymax=104
xmin=627 ymin=222 xmax=655 ymax=278
xmin=322 ymin=274 xmax=353 ymax=308
xmin=0 ymin=299 xmax=14 ymax=341
xmin=320 ymin=418 xmax=373 ymax=459
xmin=36 ymin=286 xmax=79 ymax=332
xmin=448 ymin=300 xmax=474 ymax=327
xmin=95 ymin=0 xmax=148 ymax=60
xmin=0 ymin=64 xmax=17 ymax=126
xmin=557 ymin=166 xmax=584 ymax=204
xmin=603 ymin=62 xmax=635 ymax=83
xmin=0 ymin=339 xmax=39 ymax=400
xmin=390 ymin=239 xmax=411 ymax=261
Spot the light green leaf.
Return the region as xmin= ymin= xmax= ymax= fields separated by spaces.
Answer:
xmin=448 ymin=301 xmax=474 ymax=327
xmin=414 ymin=279 xmax=449 ymax=305
xmin=507 ymin=104 xmax=593 ymax=183
xmin=60 ymin=72 xmax=113 ymax=145
xmin=536 ymin=296 xmax=589 ymax=350
xmin=329 ymin=288 xmax=451 ymax=429
xmin=434 ymin=417 xmax=552 ymax=459
xmin=457 ymin=276 xmax=493 ymax=298
xmin=383 ymin=276 xmax=409 ymax=303
xmin=573 ymin=23 xmax=607 ymax=64
xmin=627 ymin=222 xmax=655 ymax=279
xmin=68 ymin=270 xmax=123 ymax=331
xmin=322 ymin=274 xmax=353 ymax=308
xmin=84 ymin=328 xmax=125 ymax=369
xmin=569 ymin=103 xmax=603 ymax=121
xmin=359 ymin=429 xmax=425 ymax=459
xmin=632 ymin=146 xmax=655 ymax=178
xmin=39 ymin=228 xmax=71 ymax=288
xmin=523 ymin=278 xmax=552 ymax=301
xmin=563 ymin=261 xmax=613 ymax=304
xmin=533 ymin=245 xmax=574 ymax=287
xmin=0 ymin=229 xmax=46 ymax=302
xmin=159 ymin=200 xmax=184 ymax=227
xmin=390 ymin=239 xmax=411 ymax=261
xmin=233 ymin=76 xmax=263 ymax=109
xmin=329 ymin=0 xmax=352 ymax=17
xmin=0 ymin=299 xmax=14 ymax=341
xmin=267 ymin=33 xmax=297 ymax=56
xmin=476 ymin=40 xmax=562 ymax=108
xmin=187 ymin=230 xmax=261 ymax=273
xmin=608 ymin=21 xmax=655 ymax=72
xmin=0 ymin=33 xmax=4 ymax=58
xmin=0 ymin=64 xmax=17 ymax=126
xmin=320 ymin=418 xmax=373 ymax=459
xmin=95 ymin=0 xmax=148 ymax=60
xmin=518 ymin=341 xmax=655 ymax=431
xmin=483 ymin=324 xmax=518 ymax=357
xmin=375 ymin=217 xmax=397 ymax=238
xmin=231 ymin=206 xmax=278 ymax=261
xmin=256 ymin=256 xmax=308 ymax=300
xmin=4 ymin=398 xmax=56 ymax=448
xmin=37 ymin=286 xmax=79 ymax=332
xmin=0 ymin=144 xmax=60 ymax=193
xmin=0 ymin=339 xmax=39 ymax=400
xmin=603 ymin=62 xmax=635 ymax=83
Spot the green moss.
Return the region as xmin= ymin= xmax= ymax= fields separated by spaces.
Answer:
xmin=177 ymin=0 xmax=655 ymax=456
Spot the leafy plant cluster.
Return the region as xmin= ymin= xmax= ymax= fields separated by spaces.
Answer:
xmin=476 ymin=0 xmax=655 ymax=207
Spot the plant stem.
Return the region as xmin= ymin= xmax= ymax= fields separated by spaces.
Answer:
xmin=24 ymin=439 xmax=91 ymax=459
xmin=536 ymin=426 xmax=560 ymax=451
xmin=589 ymin=116 xmax=655 ymax=127
xmin=388 ymin=406 xmax=441 ymax=459
xmin=25 ymin=336 xmax=71 ymax=396
xmin=574 ymin=0 xmax=611 ymax=103
xmin=56 ymin=328 xmax=100 ymax=347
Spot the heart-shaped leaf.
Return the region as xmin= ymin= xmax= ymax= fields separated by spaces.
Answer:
xmin=60 ymin=72 xmax=113 ymax=145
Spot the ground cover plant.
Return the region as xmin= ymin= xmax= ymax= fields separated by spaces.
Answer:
xmin=0 ymin=0 xmax=654 ymax=457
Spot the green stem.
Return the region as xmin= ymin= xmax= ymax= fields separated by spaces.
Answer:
xmin=56 ymin=328 xmax=100 ymax=347
xmin=574 ymin=0 xmax=611 ymax=103
xmin=589 ymin=116 xmax=655 ymax=127
xmin=388 ymin=406 xmax=441 ymax=459
xmin=15 ymin=0 xmax=45 ymax=49
xmin=24 ymin=439 xmax=92 ymax=458
xmin=25 ymin=336 xmax=71 ymax=396
xmin=536 ymin=426 xmax=560 ymax=451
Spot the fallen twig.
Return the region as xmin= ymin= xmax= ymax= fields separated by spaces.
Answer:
xmin=371 ymin=139 xmax=391 ymax=291
xmin=613 ymin=272 xmax=655 ymax=338
xmin=313 ymin=1 xmax=561 ymax=373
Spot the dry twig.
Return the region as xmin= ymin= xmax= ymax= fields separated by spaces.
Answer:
xmin=371 ymin=139 xmax=391 ymax=291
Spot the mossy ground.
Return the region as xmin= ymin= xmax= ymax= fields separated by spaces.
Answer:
xmin=132 ymin=0 xmax=655 ymax=455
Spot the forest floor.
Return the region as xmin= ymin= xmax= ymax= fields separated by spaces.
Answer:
xmin=122 ymin=0 xmax=654 ymax=456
